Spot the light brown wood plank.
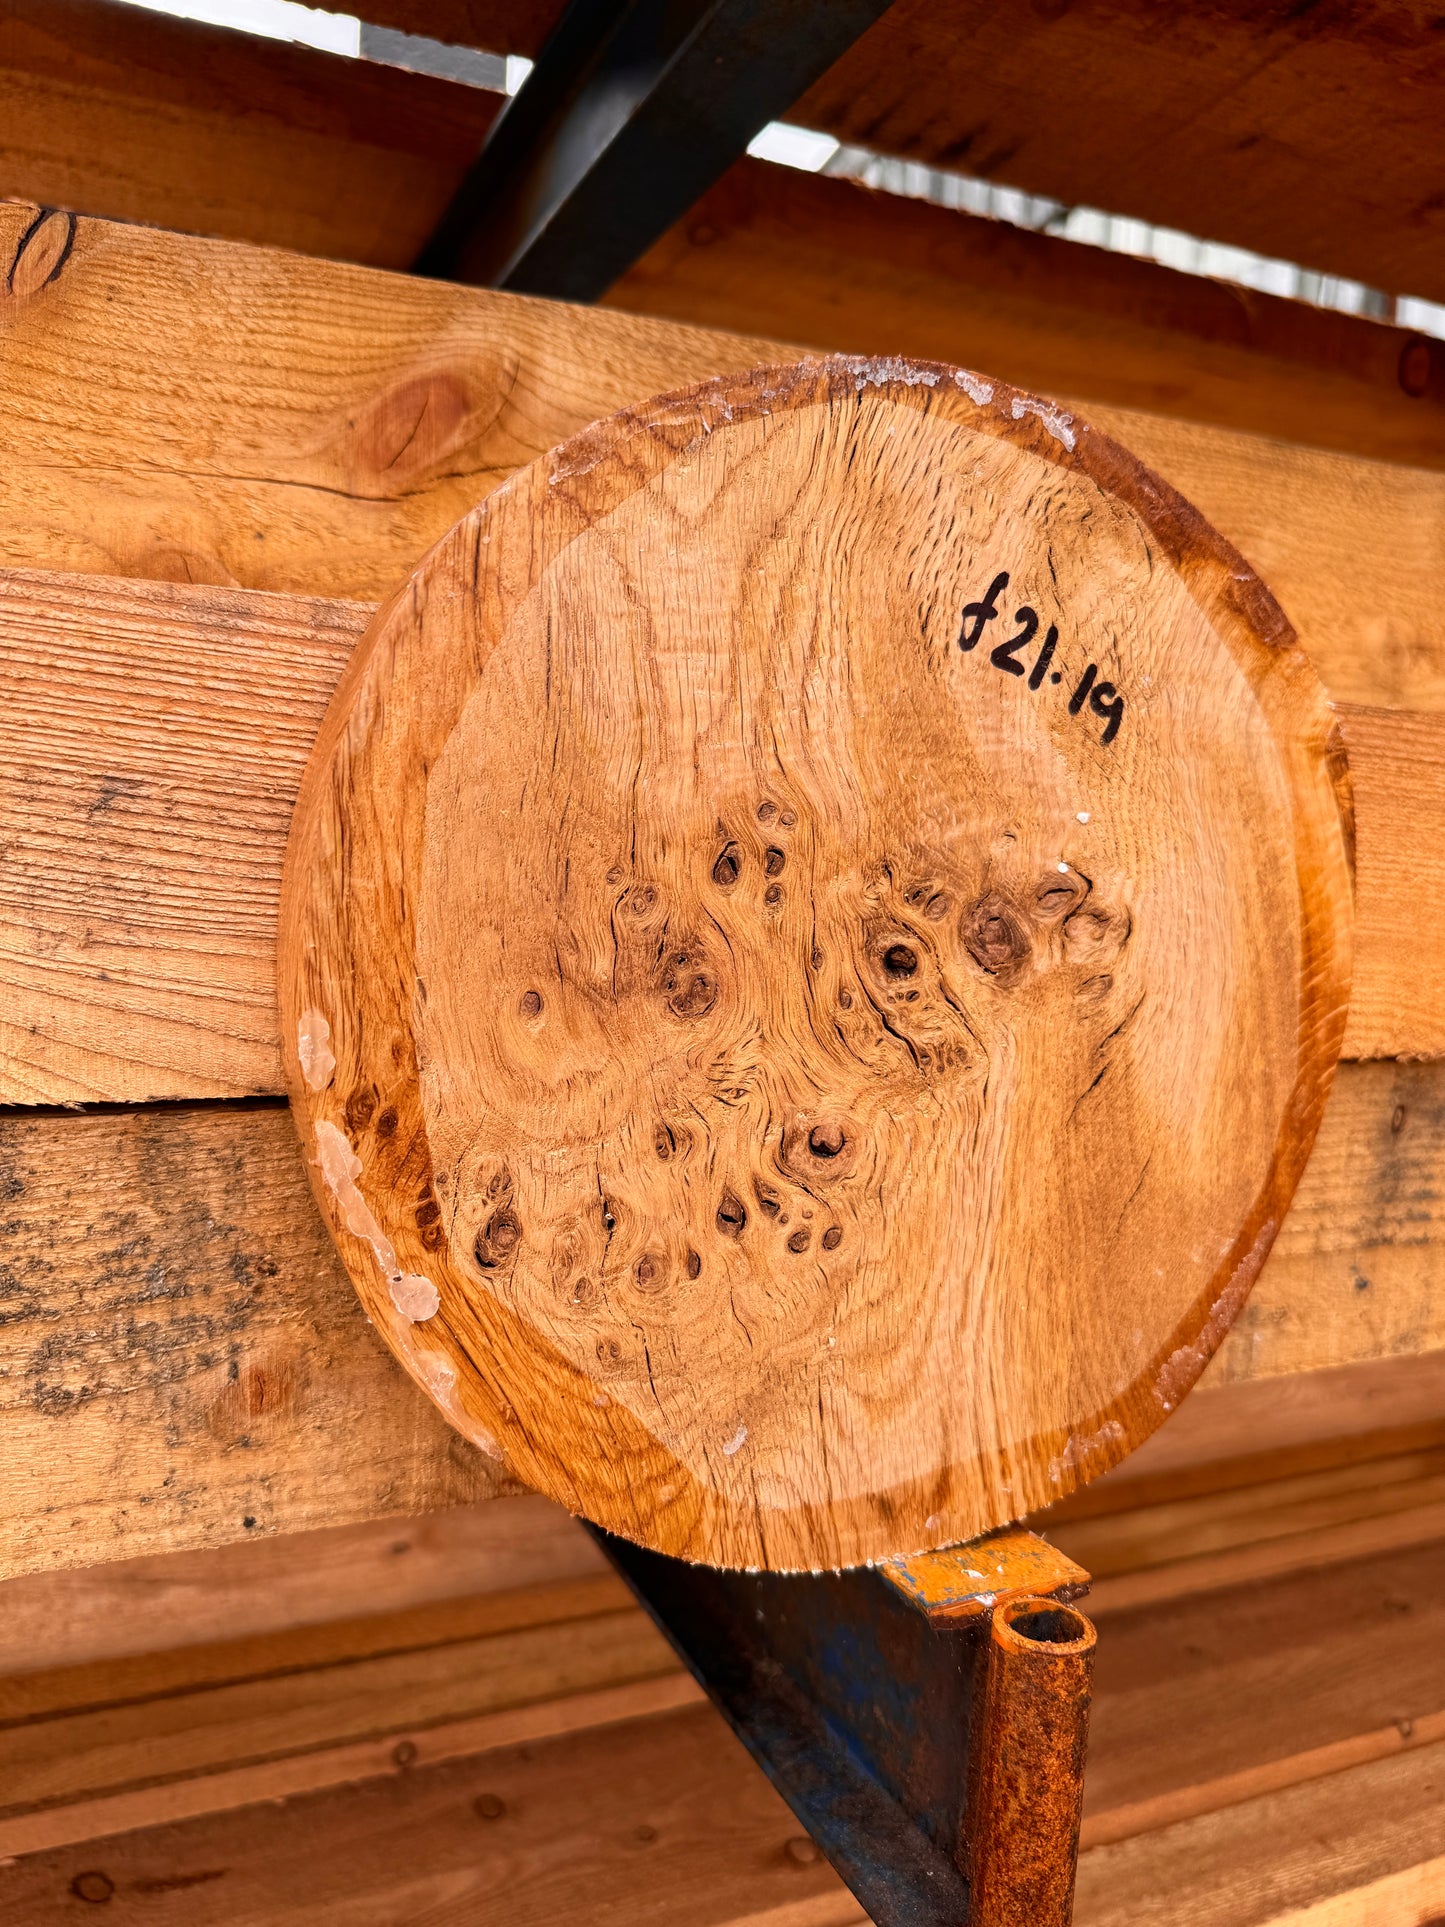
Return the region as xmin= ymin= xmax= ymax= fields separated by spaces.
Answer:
xmin=0 ymin=1102 xmax=514 ymax=1583
xmin=0 ymin=1606 xmax=676 ymax=1816
xmin=794 ymin=0 xmax=1445 ymax=309
xmin=1081 ymin=1537 xmax=1445 ymax=1843
xmin=2 ymin=204 xmax=1443 ymax=714
xmin=0 ymin=1571 xmax=634 ymax=1723
xmin=0 ymin=572 xmax=367 ymax=1101
xmin=1052 ymin=1447 xmax=1445 ymax=1583
xmin=1073 ymin=1740 xmax=1445 ymax=1927
xmin=1 ymin=572 xmax=1436 ymax=1103
xmin=1 ymin=1060 xmax=1439 ymax=1580
xmin=0 ymin=1704 xmax=860 ymax=1925
xmin=610 ymin=159 xmax=1445 ymax=473
xmin=0 ymin=0 xmax=502 ymax=269
xmin=0 ymin=1497 xmax=600 ymax=1678
xmin=0 ymin=1675 xmax=708 ymax=1865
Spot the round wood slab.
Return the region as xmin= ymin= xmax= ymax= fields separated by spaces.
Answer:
xmin=280 ymin=357 xmax=1353 ymax=1571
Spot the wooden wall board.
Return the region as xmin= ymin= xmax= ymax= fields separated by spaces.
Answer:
xmin=349 ymin=0 xmax=562 ymax=53
xmin=1 ymin=575 xmax=1440 ymax=1106
xmin=1074 ymin=1740 xmax=1445 ymax=1927
xmin=0 ymin=0 xmax=503 ymax=270
xmin=793 ymin=0 xmax=1445 ymax=310
xmin=1 ymin=1059 xmax=1439 ymax=1581
xmin=0 ymin=1605 xmax=675 ymax=1819
xmin=5 ymin=1573 xmax=1445 ymax=1925
xmin=2 ymin=205 xmax=1443 ymax=713
xmin=0 ymin=1494 xmax=605 ymax=1678
xmin=0 ymin=1704 xmax=860 ymax=1926
xmin=609 ymin=160 xmax=1445 ymax=473
xmin=0 ymin=1102 xmax=515 ymax=1584
xmin=0 ymin=571 xmax=368 ymax=1102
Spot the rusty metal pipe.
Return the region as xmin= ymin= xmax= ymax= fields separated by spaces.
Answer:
xmin=963 ymin=1595 xmax=1096 ymax=1927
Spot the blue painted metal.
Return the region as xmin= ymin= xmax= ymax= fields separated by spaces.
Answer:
xmin=593 ymin=1527 xmax=1092 ymax=1926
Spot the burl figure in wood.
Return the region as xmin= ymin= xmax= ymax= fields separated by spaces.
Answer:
xmin=280 ymin=357 xmax=1353 ymax=1571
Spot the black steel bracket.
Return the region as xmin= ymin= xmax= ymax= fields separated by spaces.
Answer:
xmin=414 ymin=0 xmax=896 ymax=300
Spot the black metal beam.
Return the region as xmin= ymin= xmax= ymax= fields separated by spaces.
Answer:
xmin=413 ymin=0 xmax=896 ymax=300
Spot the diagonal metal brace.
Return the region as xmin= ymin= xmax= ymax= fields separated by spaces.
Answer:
xmin=594 ymin=1526 xmax=1096 ymax=1927
xmin=414 ymin=0 xmax=896 ymax=300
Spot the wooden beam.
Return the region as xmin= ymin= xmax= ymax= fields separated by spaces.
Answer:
xmin=792 ymin=0 xmax=1445 ymax=309
xmin=1 ymin=567 xmax=1437 ymax=1101
xmin=3 ymin=202 xmax=1441 ymax=716
xmin=2 ymin=1058 xmax=1438 ymax=1581
xmin=608 ymin=159 xmax=1445 ymax=473
xmin=0 ymin=0 xmax=502 ymax=269
xmin=352 ymin=0 xmax=561 ymax=56
xmin=0 ymin=1102 xmax=512 ymax=1583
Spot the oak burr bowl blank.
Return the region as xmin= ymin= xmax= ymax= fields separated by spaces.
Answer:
xmin=280 ymin=356 xmax=1353 ymax=1572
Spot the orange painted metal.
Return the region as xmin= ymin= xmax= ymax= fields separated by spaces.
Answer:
xmin=880 ymin=1529 xmax=1091 ymax=1625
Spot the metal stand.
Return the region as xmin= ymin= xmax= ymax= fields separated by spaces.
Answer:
xmin=595 ymin=1527 xmax=1096 ymax=1926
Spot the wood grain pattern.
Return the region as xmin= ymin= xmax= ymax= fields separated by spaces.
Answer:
xmin=281 ymin=358 xmax=1351 ymax=1568
xmin=3 ymin=203 xmax=1444 ymax=713
xmin=0 ymin=1496 xmax=605 ymax=1678
xmin=0 ymin=570 xmax=1433 ymax=1102
xmin=5 ymin=1579 xmax=1445 ymax=1926
xmin=0 ymin=0 xmax=502 ymax=268
xmin=0 ymin=1024 xmax=1433 ymax=1582
xmin=610 ymin=159 xmax=1445 ymax=472
xmin=0 ymin=1102 xmax=515 ymax=1583
xmin=0 ymin=570 xmax=369 ymax=1102
xmin=794 ymin=0 xmax=1445 ymax=308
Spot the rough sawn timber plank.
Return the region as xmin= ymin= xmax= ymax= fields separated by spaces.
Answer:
xmin=608 ymin=159 xmax=1445 ymax=476
xmin=0 ymin=1102 xmax=516 ymax=1582
xmin=0 ymin=568 xmax=1435 ymax=1102
xmin=0 ymin=0 xmax=504 ymax=270
xmin=2 ymin=203 xmax=1444 ymax=713
xmin=794 ymin=0 xmax=1445 ymax=311
xmin=1 ymin=1058 xmax=1440 ymax=1581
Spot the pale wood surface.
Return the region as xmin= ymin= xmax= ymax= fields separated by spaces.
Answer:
xmin=0 ymin=0 xmax=502 ymax=269
xmin=3 ymin=205 xmax=1444 ymax=713
xmin=0 ymin=1103 xmax=514 ymax=1583
xmin=611 ymin=159 xmax=1445 ymax=473
xmin=1 ymin=1058 xmax=1435 ymax=1579
xmin=281 ymin=357 xmax=1351 ymax=1568
xmin=2 ymin=568 xmax=1431 ymax=1105
xmin=0 ymin=1494 xmax=604 ymax=1677
xmin=794 ymin=0 xmax=1445 ymax=309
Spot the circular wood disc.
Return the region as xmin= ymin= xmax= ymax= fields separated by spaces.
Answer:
xmin=280 ymin=357 xmax=1352 ymax=1571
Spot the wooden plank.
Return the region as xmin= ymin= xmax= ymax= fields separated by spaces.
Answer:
xmin=2 ymin=570 xmax=1439 ymax=1104
xmin=3 ymin=1642 xmax=1445 ymax=1923
xmin=0 ymin=1675 xmax=707 ymax=1865
xmin=0 ymin=1703 xmax=861 ymax=1925
xmin=1074 ymin=1741 xmax=1445 ymax=1927
xmin=0 ymin=1496 xmax=603 ymax=1678
xmin=609 ymin=160 xmax=1445 ymax=473
xmin=0 ymin=0 xmax=502 ymax=269
xmin=792 ymin=0 xmax=1445 ymax=309
xmin=1 ymin=1059 xmax=1439 ymax=1581
xmin=1081 ymin=1537 xmax=1445 ymax=1844
xmin=0 ymin=572 xmax=366 ymax=1101
xmin=0 ymin=1608 xmax=676 ymax=1817
xmin=2 ymin=203 xmax=1443 ymax=714
xmin=0 ymin=1101 xmax=514 ymax=1582
xmin=352 ymin=0 xmax=560 ymax=53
